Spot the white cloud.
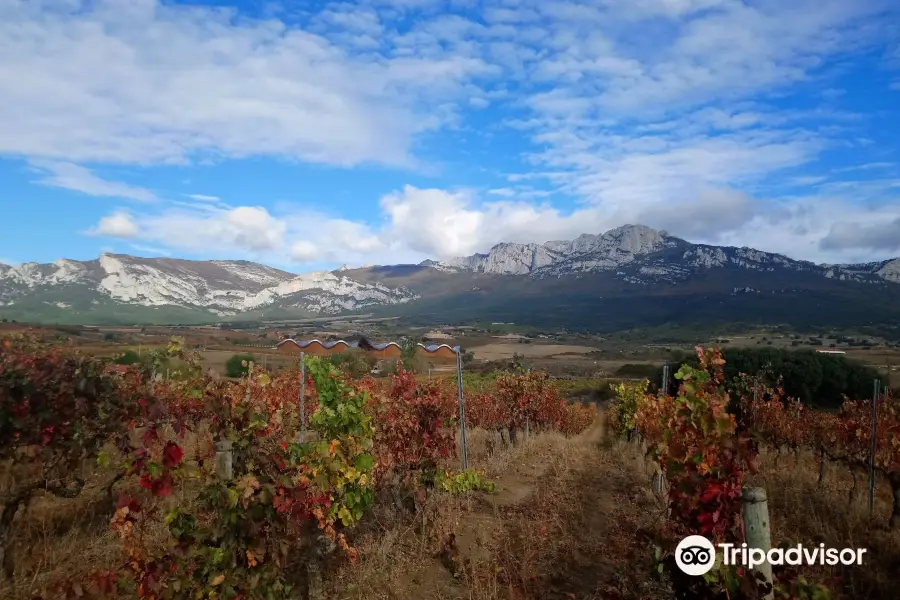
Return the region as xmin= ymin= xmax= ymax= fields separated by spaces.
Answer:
xmin=84 ymin=205 xmax=286 ymax=254
xmin=83 ymin=176 xmax=900 ymax=268
xmin=0 ymin=0 xmax=493 ymax=168
xmin=85 ymin=211 xmax=141 ymax=238
xmin=8 ymin=0 xmax=900 ymax=266
xmin=380 ymin=186 xmax=487 ymax=256
xmin=290 ymin=241 xmax=320 ymax=262
xmin=154 ymin=206 xmax=287 ymax=252
xmin=30 ymin=161 xmax=157 ymax=202
xmin=129 ymin=244 xmax=172 ymax=257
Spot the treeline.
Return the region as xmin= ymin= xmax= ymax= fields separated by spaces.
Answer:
xmin=657 ymin=347 xmax=884 ymax=409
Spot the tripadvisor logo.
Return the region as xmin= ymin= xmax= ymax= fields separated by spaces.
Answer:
xmin=675 ymin=535 xmax=716 ymax=576
xmin=675 ymin=535 xmax=867 ymax=576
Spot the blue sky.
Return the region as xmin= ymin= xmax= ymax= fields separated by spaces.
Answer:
xmin=1 ymin=0 xmax=899 ymax=273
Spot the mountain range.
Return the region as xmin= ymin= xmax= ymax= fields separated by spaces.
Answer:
xmin=2 ymin=225 xmax=900 ymax=336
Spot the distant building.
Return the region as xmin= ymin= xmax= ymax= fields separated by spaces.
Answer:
xmin=275 ymin=339 xmax=352 ymax=356
xmin=357 ymin=337 xmax=403 ymax=359
xmin=816 ymin=348 xmax=847 ymax=354
xmin=415 ymin=343 xmax=458 ymax=362
xmin=273 ymin=336 xmax=460 ymax=361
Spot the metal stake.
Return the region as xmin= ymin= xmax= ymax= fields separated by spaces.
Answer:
xmin=300 ymin=352 xmax=306 ymax=443
xmin=456 ymin=348 xmax=469 ymax=469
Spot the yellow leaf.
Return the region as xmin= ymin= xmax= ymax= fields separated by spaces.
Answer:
xmin=211 ymin=574 xmax=225 ymax=586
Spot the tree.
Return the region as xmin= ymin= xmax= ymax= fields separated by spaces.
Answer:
xmin=326 ymin=350 xmax=376 ymax=378
xmin=225 ymin=353 xmax=254 ymax=378
xmin=656 ymin=347 xmax=880 ymax=409
xmin=399 ymin=337 xmax=428 ymax=373
xmin=400 ymin=337 xmax=417 ymax=364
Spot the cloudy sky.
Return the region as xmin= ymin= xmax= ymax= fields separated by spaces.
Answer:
xmin=1 ymin=0 xmax=899 ymax=271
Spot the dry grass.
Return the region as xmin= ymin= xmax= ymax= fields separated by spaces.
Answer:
xmin=326 ymin=417 xmax=664 ymax=600
xmin=1 ymin=481 xmax=125 ymax=599
xmin=471 ymin=344 xmax=598 ymax=361
xmin=746 ymin=448 xmax=900 ymax=598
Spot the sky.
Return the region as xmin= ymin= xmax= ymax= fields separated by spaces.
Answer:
xmin=1 ymin=0 xmax=899 ymax=273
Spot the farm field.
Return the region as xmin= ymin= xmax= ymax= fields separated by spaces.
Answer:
xmin=10 ymin=319 xmax=900 ymax=383
xmin=470 ymin=342 xmax=598 ymax=360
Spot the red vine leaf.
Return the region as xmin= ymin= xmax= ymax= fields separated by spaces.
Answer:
xmin=162 ymin=442 xmax=184 ymax=468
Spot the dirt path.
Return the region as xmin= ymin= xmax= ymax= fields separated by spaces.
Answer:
xmin=328 ymin=414 xmax=663 ymax=600
xmin=451 ymin=413 xmax=663 ymax=600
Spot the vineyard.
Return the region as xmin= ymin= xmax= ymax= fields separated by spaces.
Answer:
xmin=607 ymin=346 xmax=900 ymax=599
xmin=3 ymin=336 xmax=899 ymax=600
xmin=0 ymin=335 xmax=595 ymax=599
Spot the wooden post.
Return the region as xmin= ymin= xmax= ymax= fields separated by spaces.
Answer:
xmin=651 ymin=470 xmax=668 ymax=510
xmin=456 ymin=348 xmax=469 ymax=470
xmin=306 ymin=534 xmax=335 ymax=600
xmin=215 ymin=440 xmax=233 ymax=480
xmin=742 ymin=487 xmax=773 ymax=599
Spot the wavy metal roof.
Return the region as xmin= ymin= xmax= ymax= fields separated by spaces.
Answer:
xmin=419 ymin=343 xmax=460 ymax=353
xmin=274 ymin=338 xmax=460 ymax=354
xmin=275 ymin=338 xmax=355 ymax=349
xmin=369 ymin=341 xmax=401 ymax=351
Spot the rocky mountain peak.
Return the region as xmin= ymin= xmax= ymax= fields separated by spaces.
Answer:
xmin=435 ymin=224 xmax=671 ymax=275
xmin=0 ymin=253 xmax=418 ymax=318
xmin=878 ymin=259 xmax=900 ymax=283
xmin=599 ymin=224 xmax=666 ymax=252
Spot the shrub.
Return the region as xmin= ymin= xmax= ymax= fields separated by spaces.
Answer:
xmin=114 ymin=349 xmax=141 ymax=365
xmin=0 ymin=336 xmax=159 ymax=577
xmin=614 ymin=363 xmax=658 ymax=379
xmin=608 ymin=379 xmax=649 ymax=436
xmin=225 ymin=353 xmax=254 ymax=377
